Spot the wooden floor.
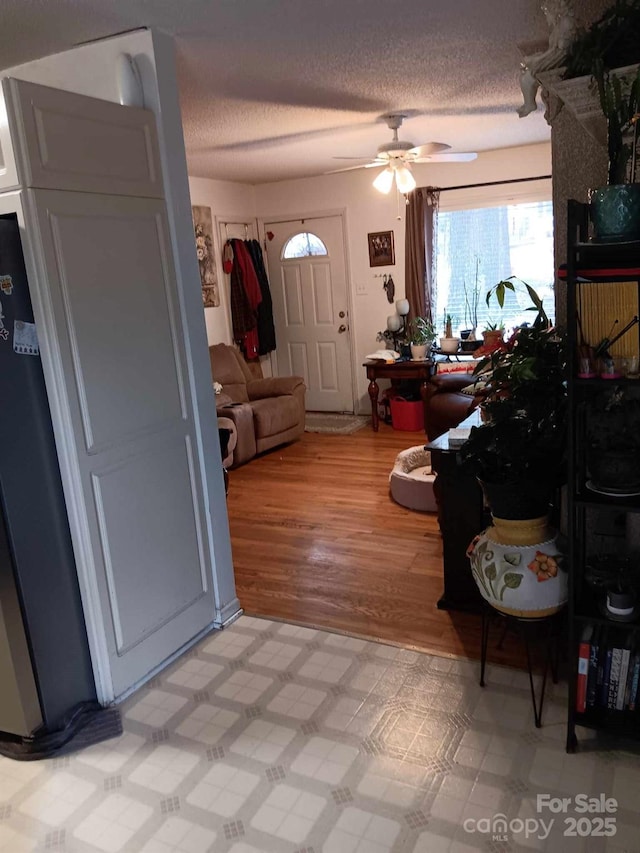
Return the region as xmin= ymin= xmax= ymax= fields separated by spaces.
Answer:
xmin=226 ymin=422 xmax=530 ymax=669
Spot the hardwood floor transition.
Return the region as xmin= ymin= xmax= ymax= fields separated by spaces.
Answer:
xmin=226 ymin=422 xmax=532 ymax=670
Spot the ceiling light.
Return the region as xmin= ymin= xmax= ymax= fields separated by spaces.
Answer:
xmin=372 ymin=163 xmax=417 ymax=195
xmin=373 ymin=167 xmax=394 ymax=194
xmin=395 ymin=165 xmax=416 ymax=194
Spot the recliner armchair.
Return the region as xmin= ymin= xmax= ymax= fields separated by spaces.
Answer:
xmin=209 ymin=343 xmax=306 ymax=466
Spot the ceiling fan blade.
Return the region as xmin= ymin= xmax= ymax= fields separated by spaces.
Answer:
xmin=408 ymin=142 xmax=451 ymax=157
xmin=325 ymin=163 xmax=381 ymax=174
xmin=332 ymin=156 xmax=384 ymax=161
xmin=414 ymin=152 xmax=478 ymax=163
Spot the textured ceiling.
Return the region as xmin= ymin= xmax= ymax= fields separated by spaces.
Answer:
xmin=0 ymin=0 xmax=607 ymax=184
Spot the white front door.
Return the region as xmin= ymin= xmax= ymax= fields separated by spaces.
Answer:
xmin=264 ymin=215 xmax=353 ymax=412
xmin=6 ymin=78 xmax=226 ymax=701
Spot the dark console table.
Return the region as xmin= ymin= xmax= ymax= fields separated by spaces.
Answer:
xmin=426 ymin=411 xmax=485 ymax=613
xmin=363 ymin=358 xmax=433 ymax=431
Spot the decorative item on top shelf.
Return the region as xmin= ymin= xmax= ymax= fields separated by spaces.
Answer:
xmin=516 ymin=0 xmax=577 ymax=119
xmin=559 ymin=2 xmax=640 ymax=241
xmin=588 ymin=64 xmax=640 ymax=241
xmin=461 ymin=278 xmax=568 ymax=616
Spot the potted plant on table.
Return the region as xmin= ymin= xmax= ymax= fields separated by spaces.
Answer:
xmin=460 ymin=278 xmax=569 ymax=617
xmin=460 ymin=257 xmax=483 ymax=351
xmin=409 ymin=316 xmax=436 ymax=360
xmin=439 ymin=311 xmax=460 ymax=354
xmin=476 ymin=321 xmax=505 ymax=357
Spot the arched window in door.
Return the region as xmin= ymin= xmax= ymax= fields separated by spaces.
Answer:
xmin=282 ymin=232 xmax=328 ymax=259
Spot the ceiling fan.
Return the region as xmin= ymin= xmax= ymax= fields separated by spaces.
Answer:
xmin=330 ymin=113 xmax=477 ymax=193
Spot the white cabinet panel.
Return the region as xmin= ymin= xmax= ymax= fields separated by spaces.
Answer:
xmin=46 ymin=198 xmax=184 ymax=452
xmin=92 ymin=435 xmax=206 ymax=654
xmin=5 ymin=77 xmax=163 ymax=198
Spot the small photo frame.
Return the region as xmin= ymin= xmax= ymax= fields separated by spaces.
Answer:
xmin=368 ymin=230 xmax=395 ymax=267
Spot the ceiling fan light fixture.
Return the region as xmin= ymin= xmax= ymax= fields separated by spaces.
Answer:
xmin=373 ymin=167 xmax=394 ymax=194
xmin=395 ymin=165 xmax=416 ymax=194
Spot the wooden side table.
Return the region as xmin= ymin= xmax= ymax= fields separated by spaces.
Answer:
xmin=363 ymin=358 xmax=433 ymax=431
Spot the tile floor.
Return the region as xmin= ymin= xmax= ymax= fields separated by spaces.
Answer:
xmin=1 ymin=615 xmax=639 ymax=852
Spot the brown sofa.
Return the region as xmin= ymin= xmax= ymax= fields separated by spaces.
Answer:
xmin=209 ymin=343 xmax=306 ymax=466
xmin=424 ymin=371 xmax=479 ymax=441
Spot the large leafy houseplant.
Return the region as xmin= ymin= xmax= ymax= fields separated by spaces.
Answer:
xmin=460 ymin=278 xmax=567 ymax=518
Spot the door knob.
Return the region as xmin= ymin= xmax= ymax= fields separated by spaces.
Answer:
xmin=338 ymin=324 xmax=347 ymax=333
xmin=339 ymin=311 xmax=346 ymax=318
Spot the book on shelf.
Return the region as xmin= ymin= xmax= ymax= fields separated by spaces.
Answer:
xmin=601 ymin=646 xmax=613 ymax=709
xmin=577 ymin=625 xmax=640 ymax=712
xmin=607 ymin=647 xmax=623 ymax=710
xmin=629 ymin=654 xmax=640 ymax=711
xmin=576 ymin=624 xmax=592 ymax=713
xmin=622 ymin=650 xmax=636 ymax=710
xmin=586 ymin=625 xmax=601 ymax=709
xmin=617 ymin=647 xmax=632 ymax=711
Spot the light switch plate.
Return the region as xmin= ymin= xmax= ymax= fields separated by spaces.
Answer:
xmin=356 ymin=282 xmax=367 ymax=295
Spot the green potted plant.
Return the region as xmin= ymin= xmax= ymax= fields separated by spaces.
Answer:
xmin=439 ymin=311 xmax=460 ymax=354
xmin=561 ymin=0 xmax=640 ymax=240
xmin=460 ymin=278 xmax=567 ymax=518
xmin=586 ymin=385 xmax=640 ymax=492
xmin=477 ymin=320 xmax=505 ymax=356
xmin=409 ymin=316 xmax=436 ymax=360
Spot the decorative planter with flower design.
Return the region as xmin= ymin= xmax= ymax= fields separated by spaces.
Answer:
xmin=466 ymin=515 xmax=567 ymax=618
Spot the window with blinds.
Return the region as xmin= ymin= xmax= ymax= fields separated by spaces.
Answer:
xmin=434 ymin=197 xmax=555 ymax=335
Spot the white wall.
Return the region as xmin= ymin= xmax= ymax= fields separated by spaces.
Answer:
xmin=254 ymin=142 xmax=552 ymax=412
xmin=188 ymin=176 xmax=256 ymax=345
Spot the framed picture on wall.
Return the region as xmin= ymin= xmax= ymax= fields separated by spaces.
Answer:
xmin=192 ymin=205 xmax=220 ymax=307
xmin=368 ymin=230 xmax=395 ymax=267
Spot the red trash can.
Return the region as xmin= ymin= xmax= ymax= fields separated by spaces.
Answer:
xmin=389 ymin=396 xmax=424 ymax=431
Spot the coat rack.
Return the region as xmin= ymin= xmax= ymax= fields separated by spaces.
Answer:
xmin=222 ymin=221 xmax=251 ymax=240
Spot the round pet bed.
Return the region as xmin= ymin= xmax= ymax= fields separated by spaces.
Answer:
xmin=389 ymin=445 xmax=437 ymax=512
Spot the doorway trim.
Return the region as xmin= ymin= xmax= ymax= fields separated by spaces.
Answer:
xmin=258 ymin=207 xmax=357 ymax=413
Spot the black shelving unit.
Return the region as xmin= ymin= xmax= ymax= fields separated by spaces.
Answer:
xmin=565 ymin=199 xmax=640 ymax=752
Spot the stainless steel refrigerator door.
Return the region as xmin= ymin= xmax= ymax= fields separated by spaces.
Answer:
xmin=0 ymin=509 xmax=42 ymax=736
